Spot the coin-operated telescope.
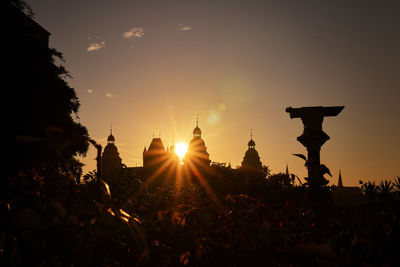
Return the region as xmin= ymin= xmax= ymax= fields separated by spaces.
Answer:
xmin=286 ymin=106 xmax=344 ymax=186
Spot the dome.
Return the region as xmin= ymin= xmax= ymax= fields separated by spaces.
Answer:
xmin=245 ymin=148 xmax=259 ymax=158
xmin=189 ymin=137 xmax=205 ymax=147
xmin=193 ymin=126 xmax=202 ymax=136
xmin=248 ymin=139 xmax=255 ymax=147
xmin=242 ymin=148 xmax=262 ymax=170
xmin=107 ymin=134 xmax=115 ymax=142
xmin=103 ymin=143 xmax=118 ymax=154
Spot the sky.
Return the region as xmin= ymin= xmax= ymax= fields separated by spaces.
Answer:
xmin=27 ymin=0 xmax=400 ymax=186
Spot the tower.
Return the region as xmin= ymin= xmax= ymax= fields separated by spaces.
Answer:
xmin=143 ymin=137 xmax=167 ymax=170
xmin=185 ymin=116 xmax=211 ymax=168
xmin=338 ymin=169 xmax=343 ymax=187
xmin=241 ymin=130 xmax=262 ymax=170
xmin=102 ymin=127 xmax=122 ymax=178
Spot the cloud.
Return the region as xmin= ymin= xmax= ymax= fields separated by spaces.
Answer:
xmin=122 ymin=27 xmax=145 ymax=39
xmin=88 ymin=34 xmax=101 ymax=40
xmin=106 ymin=92 xmax=116 ymax=98
xmin=87 ymin=41 xmax=106 ymax=52
xmin=178 ymin=25 xmax=192 ymax=31
xmin=87 ymin=89 xmax=93 ymax=93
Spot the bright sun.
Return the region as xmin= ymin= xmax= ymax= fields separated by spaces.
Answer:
xmin=175 ymin=142 xmax=188 ymax=158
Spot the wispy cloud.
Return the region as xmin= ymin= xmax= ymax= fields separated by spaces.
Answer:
xmin=87 ymin=89 xmax=93 ymax=93
xmin=122 ymin=27 xmax=145 ymax=39
xmin=178 ymin=24 xmax=192 ymax=31
xmin=87 ymin=41 xmax=106 ymax=52
xmin=88 ymin=34 xmax=101 ymax=40
xmin=106 ymin=92 xmax=116 ymax=98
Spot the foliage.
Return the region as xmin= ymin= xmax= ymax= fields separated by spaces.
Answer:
xmin=1 ymin=171 xmax=148 ymax=266
xmin=360 ymin=181 xmax=379 ymax=202
xmin=9 ymin=0 xmax=34 ymax=17
xmin=360 ymin=180 xmax=398 ymax=204
xmin=267 ymin=172 xmax=292 ymax=188
xmin=379 ymin=180 xmax=394 ymax=194
xmin=3 ymin=144 xmax=400 ymax=266
xmin=393 ymin=177 xmax=400 ymax=190
xmin=292 ymin=153 xmax=332 ymax=188
xmin=5 ymin=0 xmax=89 ymax=178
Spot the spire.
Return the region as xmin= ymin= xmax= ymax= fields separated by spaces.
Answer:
xmin=248 ymin=129 xmax=255 ymax=148
xmin=285 ymin=164 xmax=289 ymax=176
xmin=107 ymin=124 xmax=115 ymax=144
xmin=143 ymin=146 xmax=147 ymax=153
xmin=193 ymin=114 xmax=202 ymax=138
xmin=338 ymin=169 xmax=343 ymax=187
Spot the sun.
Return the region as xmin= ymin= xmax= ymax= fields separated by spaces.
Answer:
xmin=175 ymin=142 xmax=188 ymax=158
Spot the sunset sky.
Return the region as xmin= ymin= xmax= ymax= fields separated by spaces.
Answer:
xmin=27 ymin=0 xmax=399 ymax=186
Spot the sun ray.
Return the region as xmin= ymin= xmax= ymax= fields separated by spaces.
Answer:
xmin=184 ymin=157 xmax=222 ymax=209
xmin=132 ymin=156 xmax=175 ymax=199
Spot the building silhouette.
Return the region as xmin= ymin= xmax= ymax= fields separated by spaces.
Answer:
xmin=143 ymin=137 xmax=166 ymax=170
xmin=185 ymin=117 xmax=211 ymax=169
xmin=338 ymin=169 xmax=343 ymax=187
xmin=100 ymin=115 xmax=212 ymax=178
xmin=4 ymin=2 xmax=50 ymax=48
xmin=143 ymin=136 xmax=178 ymax=173
xmin=102 ymin=129 xmax=122 ymax=177
xmin=241 ymin=131 xmax=262 ymax=170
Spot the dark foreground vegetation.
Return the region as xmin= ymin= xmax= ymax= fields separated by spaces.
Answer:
xmin=2 ymin=165 xmax=400 ymax=266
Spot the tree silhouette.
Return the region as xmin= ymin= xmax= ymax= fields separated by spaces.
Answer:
xmin=3 ymin=0 xmax=89 ymax=176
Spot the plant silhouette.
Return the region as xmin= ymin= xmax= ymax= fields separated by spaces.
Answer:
xmin=292 ymin=153 xmax=332 ymax=187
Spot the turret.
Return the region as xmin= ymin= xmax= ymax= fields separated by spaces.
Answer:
xmin=241 ymin=129 xmax=262 ymax=170
xmin=102 ymin=127 xmax=122 ymax=178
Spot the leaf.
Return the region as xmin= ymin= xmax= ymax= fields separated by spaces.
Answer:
xmin=99 ymin=179 xmax=111 ymax=198
xmin=179 ymin=252 xmax=190 ymax=265
xmin=292 ymin=154 xmax=307 ymax=161
xmin=320 ymin=164 xmax=332 ymax=177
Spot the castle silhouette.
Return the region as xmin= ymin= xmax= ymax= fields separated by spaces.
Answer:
xmin=8 ymin=3 xmax=349 ymax=189
xmin=101 ymin=118 xmax=263 ymax=177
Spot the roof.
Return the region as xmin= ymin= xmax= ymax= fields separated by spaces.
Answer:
xmin=193 ymin=126 xmax=202 ymax=136
xmin=148 ymin=138 xmax=165 ymax=151
xmin=248 ymin=139 xmax=255 ymax=147
xmin=107 ymin=134 xmax=115 ymax=142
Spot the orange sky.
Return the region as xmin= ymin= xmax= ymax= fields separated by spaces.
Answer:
xmin=28 ymin=0 xmax=400 ymax=186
